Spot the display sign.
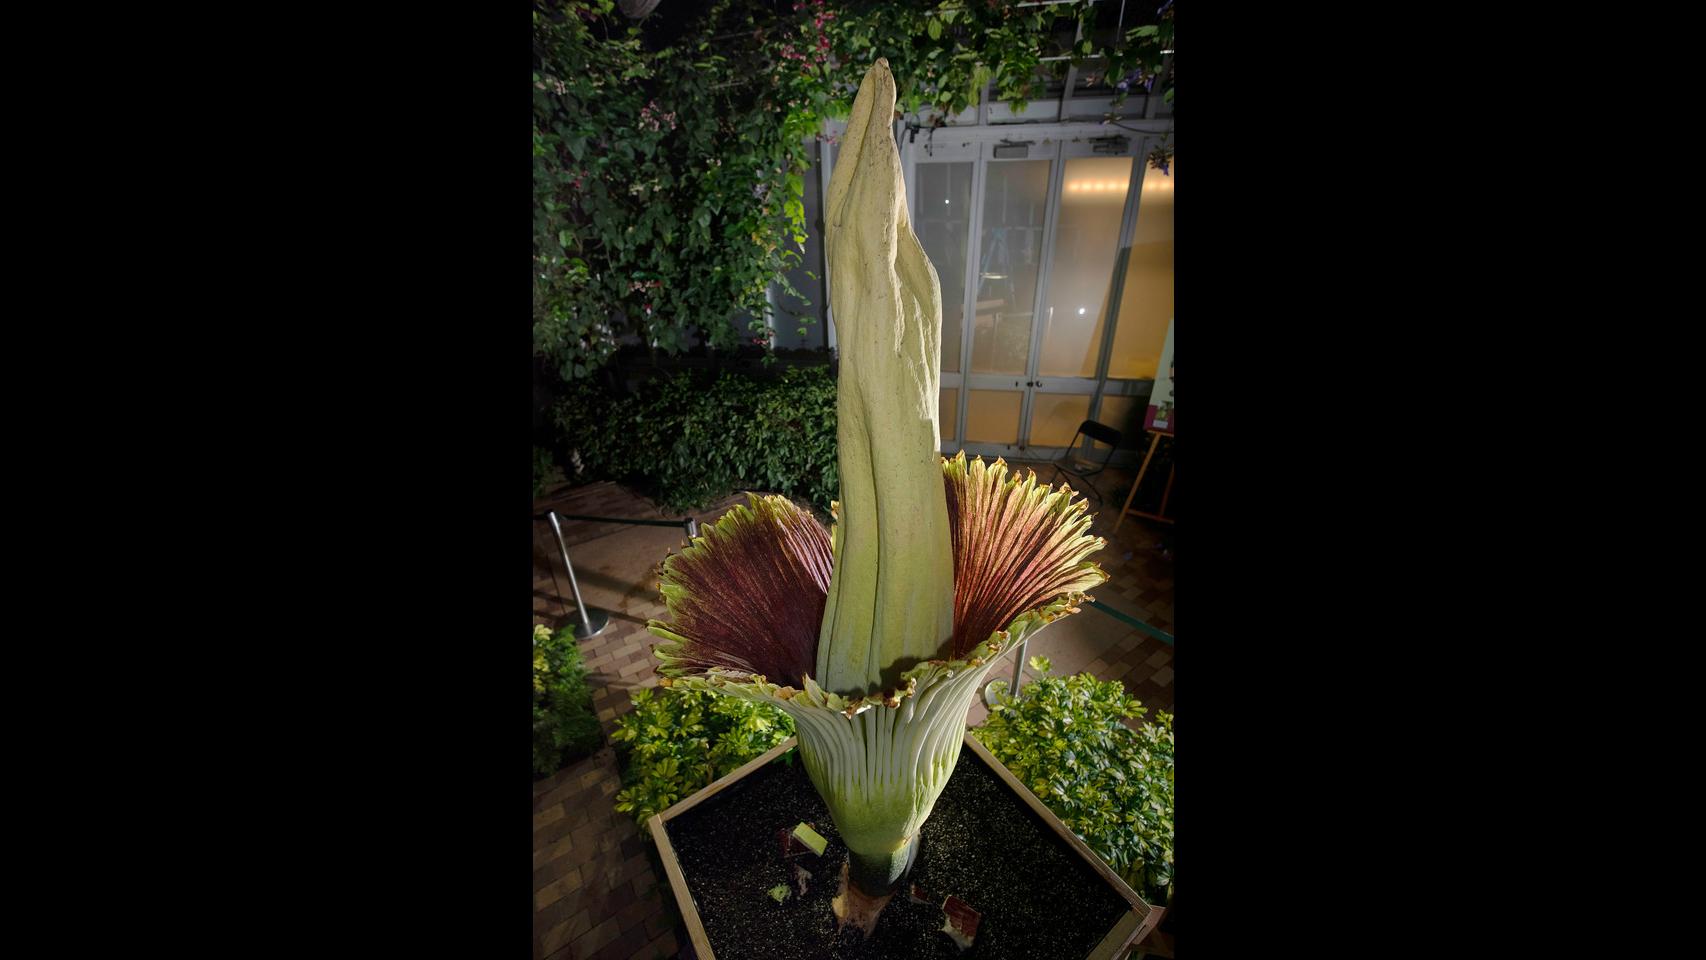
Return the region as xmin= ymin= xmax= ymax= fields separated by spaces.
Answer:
xmin=1142 ymin=317 xmax=1175 ymax=435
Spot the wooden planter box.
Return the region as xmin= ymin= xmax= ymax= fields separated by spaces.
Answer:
xmin=648 ymin=733 xmax=1160 ymax=959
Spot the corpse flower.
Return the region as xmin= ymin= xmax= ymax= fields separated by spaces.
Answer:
xmin=647 ymin=59 xmax=1108 ymax=934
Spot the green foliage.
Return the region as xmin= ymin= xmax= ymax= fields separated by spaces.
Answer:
xmin=533 ymin=445 xmax=566 ymax=499
xmin=534 ymin=623 xmax=603 ymax=777
xmin=533 ymin=0 xmax=816 ymax=381
xmin=611 ymin=685 xmax=795 ymax=832
xmin=1096 ymin=1 xmax=1177 ymax=110
xmin=553 ymin=366 xmax=838 ymax=514
xmin=533 ymin=1 xmax=1177 ymax=381
xmin=975 ymin=669 xmax=1174 ymax=904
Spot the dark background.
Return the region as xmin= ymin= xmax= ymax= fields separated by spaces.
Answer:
xmin=146 ymin=3 xmax=1536 ymax=956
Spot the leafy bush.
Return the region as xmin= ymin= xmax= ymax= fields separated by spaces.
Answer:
xmin=974 ymin=664 xmax=1174 ymax=905
xmin=553 ymin=366 xmax=837 ymax=514
xmin=533 ymin=1 xmax=1176 ymax=381
xmin=533 ymin=445 xmax=566 ymax=499
xmin=611 ymin=684 xmax=795 ymax=832
xmin=533 ymin=623 xmax=602 ymax=777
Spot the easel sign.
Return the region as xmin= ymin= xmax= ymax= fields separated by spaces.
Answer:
xmin=1116 ymin=317 xmax=1175 ymax=532
xmin=1142 ymin=318 xmax=1175 ymax=436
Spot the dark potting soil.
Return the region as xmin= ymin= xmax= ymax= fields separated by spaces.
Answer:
xmin=664 ymin=748 xmax=1130 ymax=959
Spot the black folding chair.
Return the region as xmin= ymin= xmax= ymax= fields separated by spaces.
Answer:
xmin=1048 ymin=419 xmax=1122 ymax=504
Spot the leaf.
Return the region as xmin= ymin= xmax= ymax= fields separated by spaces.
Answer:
xmin=927 ymin=17 xmax=942 ymax=40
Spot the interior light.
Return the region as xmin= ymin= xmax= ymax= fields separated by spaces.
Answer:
xmin=1078 ymin=307 xmax=1086 ymax=315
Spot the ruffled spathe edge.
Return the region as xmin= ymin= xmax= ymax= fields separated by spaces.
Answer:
xmin=647 ymin=493 xmax=830 ymax=685
xmin=648 ymin=453 xmax=1110 ymax=720
xmin=658 ymin=589 xmax=1092 ymax=722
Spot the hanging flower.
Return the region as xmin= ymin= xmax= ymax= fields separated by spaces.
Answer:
xmin=646 ymin=60 xmax=1108 ymax=935
xmin=1149 ymin=144 xmax=1173 ymax=175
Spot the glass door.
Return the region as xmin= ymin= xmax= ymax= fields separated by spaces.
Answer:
xmin=961 ymin=141 xmax=1053 ymax=454
xmin=1093 ymin=142 xmax=1175 ymax=452
xmin=1026 ymin=140 xmax=1136 ymax=457
xmin=909 ymin=140 xmax=978 ymax=450
xmin=902 ymin=130 xmax=1156 ymax=464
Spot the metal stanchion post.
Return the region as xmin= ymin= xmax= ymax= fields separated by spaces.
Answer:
xmin=983 ymin=636 xmax=1030 ymax=708
xmin=546 ymin=511 xmax=610 ymax=638
xmin=686 ymin=518 xmax=699 ymax=540
xmin=1008 ymin=636 xmax=1028 ymax=700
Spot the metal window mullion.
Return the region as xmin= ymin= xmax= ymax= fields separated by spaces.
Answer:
xmin=1145 ymin=53 xmax=1173 ymax=120
xmin=1090 ymin=136 xmax=1149 ymax=427
xmin=957 ymin=150 xmax=987 ymax=447
xmin=1058 ymin=11 xmax=1083 ymax=133
xmin=1018 ymin=140 xmax=1067 ymax=451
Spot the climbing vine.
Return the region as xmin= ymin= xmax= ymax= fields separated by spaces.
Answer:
xmin=533 ymin=0 xmax=1175 ymax=380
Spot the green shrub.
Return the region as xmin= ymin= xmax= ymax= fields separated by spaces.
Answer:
xmin=611 ymin=684 xmax=795 ymax=832
xmin=974 ymin=666 xmax=1174 ymax=905
xmin=533 ymin=623 xmax=602 ymax=777
xmin=553 ymin=366 xmax=837 ymax=514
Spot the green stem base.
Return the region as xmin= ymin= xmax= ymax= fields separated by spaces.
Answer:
xmin=846 ymin=833 xmax=921 ymax=897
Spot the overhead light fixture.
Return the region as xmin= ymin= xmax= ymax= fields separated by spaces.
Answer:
xmin=993 ymin=140 xmax=1032 ymax=159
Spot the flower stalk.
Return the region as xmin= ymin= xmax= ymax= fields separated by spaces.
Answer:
xmin=816 ymin=57 xmax=956 ymax=697
xmin=647 ymin=57 xmax=1109 ymax=934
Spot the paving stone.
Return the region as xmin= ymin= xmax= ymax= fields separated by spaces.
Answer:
xmin=630 ymin=931 xmax=678 ymax=960
xmin=540 ymin=909 xmax=592 ymax=956
xmin=572 ymin=916 xmax=623 ymax=958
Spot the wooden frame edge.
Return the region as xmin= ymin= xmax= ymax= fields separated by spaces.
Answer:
xmin=649 ymin=736 xmax=800 ymax=960
xmin=962 ymin=733 xmax=1154 ymax=915
xmin=655 ymin=736 xmax=798 ymax=827
xmin=648 ymin=811 xmax=714 ymax=960
xmin=652 ymin=734 xmax=1155 ymax=960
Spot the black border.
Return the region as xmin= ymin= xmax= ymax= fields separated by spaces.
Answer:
xmin=190 ymin=3 xmax=1504 ymax=954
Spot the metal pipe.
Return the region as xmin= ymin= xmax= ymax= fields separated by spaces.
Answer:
xmin=686 ymin=518 xmax=700 ymax=540
xmin=546 ymin=511 xmax=608 ymax=638
xmin=536 ymin=511 xmax=690 ymax=529
xmin=1008 ymin=636 xmax=1029 ymax=702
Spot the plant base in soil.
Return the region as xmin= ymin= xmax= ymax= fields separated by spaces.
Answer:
xmin=664 ymin=746 xmax=1130 ymax=959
